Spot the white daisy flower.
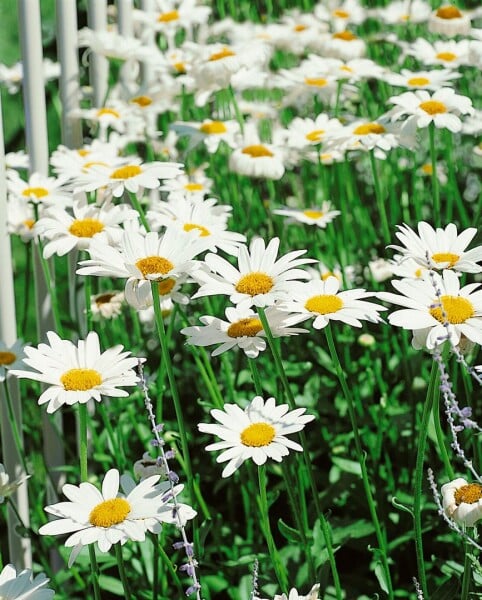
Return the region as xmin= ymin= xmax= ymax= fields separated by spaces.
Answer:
xmin=0 ymin=339 xmax=27 ymax=382
xmin=406 ymin=39 xmax=471 ymax=69
xmin=75 ymin=102 xmax=137 ymax=140
xmin=368 ymin=258 xmax=394 ymax=283
xmin=273 ymin=583 xmax=321 ymax=600
xmin=417 ymin=162 xmax=448 ymax=185
xmin=284 ymin=114 xmax=343 ymax=149
xmin=378 ymin=270 xmax=482 ymax=350
xmin=90 ymin=291 xmax=125 ymax=320
xmin=198 ymin=395 xmax=315 ymax=477
xmin=50 ymin=141 xmax=125 ymax=181
xmin=273 ymin=202 xmax=340 ymax=229
xmin=390 ymin=256 xmax=428 ymax=280
xmin=324 ymin=119 xmax=410 ymax=154
xmin=428 ymin=5 xmax=471 ymax=36
xmin=316 ymin=0 xmax=367 ymax=29
xmin=385 ymin=68 xmax=460 ymax=90
xmin=181 ymin=305 xmax=307 ymax=358
xmin=376 ymin=0 xmax=432 ymax=24
xmin=321 ymin=31 xmax=366 ymax=61
xmin=389 ymin=222 xmax=482 ymax=274
xmin=6 ymin=150 xmax=29 ymax=170
xmin=441 ymin=478 xmax=482 ymax=527
xmin=304 ymin=55 xmax=386 ymax=83
xmin=172 ymin=118 xmax=240 ymax=153
xmin=229 ymin=123 xmax=285 ymax=180
xmin=11 ymin=331 xmax=139 ymax=413
xmin=7 ymin=171 xmax=72 ymax=208
xmin=160 ymin=171 xmax=213 ymax=200
xmin=125 ymin=274 xmax=190 ymax=310
xmin=192 ymin=237 xmax=316 ymax=310
xmin=281 ymin=276 xmax=386 ymax=330
xmin=0 ymin=564 xmax=53 ymax=599
xmin=275 ymin=66 xmax=338 ymax=108
xmin=39 ymin=468 xmax=196 ymax=566
xmin=0 ymin=463 xmax=30 ymax=504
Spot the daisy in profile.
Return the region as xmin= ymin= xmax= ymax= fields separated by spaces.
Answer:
xmin=198 ymin=395 xmax=314 ymax=477
xmin=389 ymin=222 xmax=482 ymax=273
xmin=284 ymin=114 xmax=343 ymax=149
xmin=181 ymin=305 xmax=307 ymax=358
xmin=0 ymin=339 xmax=26 ymax=382
xmin=406 ymin=39 xmax=471 ymax=69
xmin=50 ymin=140 xmax=125 ymax=181
xmin=172 ymin=118 xmax=239 ymax=153
xmin=428 ymin=5 xmax=471 ymax=36
xmin=441 ymin=478 xmax=482 ymax=527
xmin=229 ymin=123 xmax=285 ymax=180
xmin=324 ymin=119 xmax=411 ymax=155
xmin=0 ymin=564 xmax=53 ymax=599
xmin=379 ymin=270 xmax=482 ymax=350
xmin=385 ymin=68 xmax=460 ymax=90
xmin=39 ymin=468 xmax=196 ymax=566
xmin=160 ymin=171 xmax=213 ymax=200
xmin=321 ymin=30 xmax=366 ymax=61
xmin=376 ymin=0 xmax=432 ymax=25
xmin=192 ymin=237 xmax=316 ymax=310
xmin=11 ymin=331 xmax=139 ymax=413
xmin=90 ymin=291 xmax=125 ymax=320
xmin=281 ymin=276 xmax=386 ymax=330
xmin=273 ymin=202 xmax=340 ymax=229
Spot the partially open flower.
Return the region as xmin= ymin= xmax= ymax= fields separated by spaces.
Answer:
xmin=441 ymin=478 xmax=482 ymax=527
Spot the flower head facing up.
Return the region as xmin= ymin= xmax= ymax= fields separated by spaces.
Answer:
xmin=198 ymin=396 xmax=315 ymax=477
xmin=0 ymin=564 xmax=54 ymax=599
xmin=441 ymin=478 xmax=482 ymax=527
xmin=273 ymin=201 xmax=341 ymax=229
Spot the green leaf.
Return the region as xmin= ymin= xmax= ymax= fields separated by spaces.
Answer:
xmin=374 ymin=561 xmax=389 ymax=595
xmin=98 ymin=575 xmax=125 ymax=596
xmin=278 ymin=518 xmax=302 ymax=543
xmin=432 ymin=576 xmax=460 ymax=600
xmin=331 ymin=456 xmax=362 ymax=477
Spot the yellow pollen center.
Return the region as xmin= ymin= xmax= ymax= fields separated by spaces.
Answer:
xmin=322 ymin=271 xmax=339 ymax=281
xmin=400 ymin=14 xmax=410 ymax=21
xmin=227 ymin=317 xmax=263 ymax=338
xmin=340 ymin=65 xmax=353 ymax=73
xmin=305 ymin=294 xmax=343 ymax=314
xmin=89 ymin=498 xmax=131 ymax=528
xmin=235 ymin=272 xmax=274 ymax=296
xmin=333 ymin=9 xmax=350 ymax=18
xmin=158 ymin=278 xmax=176 ymax=295
xmin=0 ymin=351 xmax=16 ymax=366
xmin=96 ymin=108 xmax=120 ymax=118
xmin=305 ymin=129 xmax=325 ymax=142
xmin=304 ymin=77 xmax=328 ymax=87
xmin=173 ymin=61 xmax=186 ymax=73
xmin=200 ymin=121 xmax=227 ymax=135
xmin=95 ymin=293 xmax=116 ymax=305
xmin=294 ymin=24 xmax=308 ymax=31
xmin=69 ymin=218 xmax=105 ymax=238
xmin=333 ymin=30 xmax=357 ymax=41
xmin=183 ymin=223 xmax=210 ymax=237
xmin=136 ymin=256 xmax=174 ymax=278
xmin=421 ymin=163 xmax=433 ymax=175
xmin=110 ymin=165 xmax=142 ymax=179
xmin=353 ymin=122 xmax=386 ymax=135
xmin=60 ymin=368 xmax=102 ymax=391
xmin=83 ymin=161 xmax=108 ymax=170
xmin=241 ymin=145 xmax=274 ymax=158
xmin=429 ymin=295 xmax=474 ymax=324
xmin=454 ymin=484 xmax=482 ymax=505
xmin=209 ymin=47 xmax=235 ymax=61
xmin=23 ymin=219 xmax=35 ymax=229
xmin=407 ymin=77 xmax=431 ymax=87
xmin=419 ymin=100 xmax=447 ymax=115
xmin=131 ymin=95 xmax=152 ymax=107
xmin=240 ymin=422 xmax=276 ymax=447
xmin=431 ymin=252 xmax=460 ymax=268
xmin=157 ymin=9 xmax=179 ymax=22
xmin=436 ymin=5 xmax=462 ymax=19
xmin=184 ymin=183 xmax=204 ymax=192
xmin=77 ymin=149 xmax=90 ymax=157
xmin=303 ymin=210 xmax=324 ymax=219
xmin=415 ymin=268 xmax=423 ymax=278
xmin=22 ymin=187 xmax=48 ymax=199
xmin=436 ymin=52 xmax=457 ymax=62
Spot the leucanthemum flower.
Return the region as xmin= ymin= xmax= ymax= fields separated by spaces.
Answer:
xmin=389 ymin=222 xmax=482 ymax=274
xmin=321 ymin=30 xmax=366 ymax=61
xmin=428 ymin=5 xmax=471 ymax=36
xmin=376 ymin=0 xmax=432 ymax=24
xmin=181 ymin=305 xmax=307 ymax=358
xmin=125 ymin=274 xmax=190 ymax=310
xmin=50 ymin=141 xmax=125 ymax=181
xmin=172 ymin=118 xmax=239 ymax=153
xmin=7 ymin=171 xmax=72 ymax=208
xmin=385 ymin=68 xmax=460 ymax=90
xmin=90 ymin=291 xmax=125 ymax=320
xmin=198 ymin=395 xmax=315 ymax=477
xmin=284 ymin=114 xmax=343 ymax=149
xmin=441 ymin=478 xmax=482 ymax=527
xmin=0 ymin=339 xmax=27 ymax=382
xmin=406 ymin=39 xmax=471 ymax=69
xmin=270 ymin=583 xmax=321 ymax=600
xmin=229 ymin=124 xmax=285 ymax=180
xmin=39 ymin=468 xmax=196 ymax=566
xmin=273 ymin=202 xmax=340 ymax=229
xmin=0 ymin=564 xmax=53 ymax=599
xmin=324 ymin=119 xmax=411 ymax=155
xmin=280 ymin=276 xmax=386 ymax=329
xmin=11 ymin=331 xmax=139 ymax=413
xmin=160 ymin=171 xmax=213 ymax=200
xmin=0 ymin=463 xmax=29 ymax=504
xmin=192 ymin=237 xmax=316 ymax=310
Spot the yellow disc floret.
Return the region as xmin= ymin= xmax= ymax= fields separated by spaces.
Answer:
xmin=60 ymin=368 xmax=102 ymax=391
xmin=110 ymin=165 xmax=142 ymax=179
xmin=241 ymin=145 xmax=274 ymax=158
xmin=454 ymin=483 xmax=482 ymax=505
xmin=0 ymin=351 xmax=16 ymax=366
xmin=69 ymin=218 xmax=105 ymax=238
xmin=136 ymin=256 xmax=174 ymax=278
xmin=22 ymin=187 xmax=49 ymax=199
xmin=305 ymin=294 xmax=343 ymax=314
xmin=240 ymin=422 xmax=276 ymax=447
xmin=419 ymin=100 xmax=447 ymax=115
xmin=200 ymin=121 xmax=227 ymax=135
xmin=436 ymin=6 xmax=462 ymax=19
xmin=353 ymin=123 xmax=386 ymax=135
xmin=227 ymin=317 xmax=263 ymax=338
xmin=431 ymin=252 xmax=460 ymax=268
xmin=89 ymin=498 xmax=131 ymax=527
xmin=429 ymin=295 xmax=474 ymax=324
xmin=235 ymin=272 xmax=274 ymax=296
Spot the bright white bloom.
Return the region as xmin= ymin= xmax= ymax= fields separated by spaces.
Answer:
xmin=0 ymin=58 xmax=59 ymax=94
xmin=324 ymin=120 xmax=411 ymax=154
xmin=0 ymin=340 xmax=27 ymax=382
xmin=181 ymin=305 xmax=307 ymax=358
xmin=406 ymin=39 xmax=471 ymax=68
xmin=172 ymin=119 xmax=239 ymax=153
xmin=385 ymin=68 xmax=460 ymax=90
xmin=0 ymin=463 xmax=29 ymax=504
xmin=275 ymin=583 xmax=321 ymax=600
xmin=160 ymin=171 xmax=213 ymax=200
xmin=50 ymin=141 xmax=125 ymax=181
xmin=75 ymin=102 xmax=138 ymax=140
xmin=39 ymin=469 xmax=196 ymax=566
xmin=7 ymin=171 xmax=72 ymax=208
xmin=441 ymin=478 xmax=482 ymax=527
xmin=316 ymin=0 xmax=367 ymax=29
xmin=198 ymin=396 xmax=315 ymax=477
xmin=284 ymin=114 xmax=343 ymax=149
xmin=368 ymin=258 xmax=394 ymax=283
xmin=321 ymin=30 xmax=366 ymax=61
xmin=229 ymin=124 xmax=285 ymax=180
xmin=192 ymin=237 xmax=316 ymax=310
xmin=304 ymin=55 xmax=386 ymax=82
xmin=376 ymin=0 xmax=432 ymax=24
xmin=6 ymin=150 xmax=29 ymax=170
xmin=11 ymin=331 xmax=139 ymax=413
xmin=90 ymin=291 xmax=125 ymax=320
xmin=273 ymin=202 xmax=340 ymax=229
xmin=281 ymin=276 xmax=386 ymax=329
xmin=78 ymin=27 xmax=157 ymax=62
xmin=389 ymin=222 xmax=482 ymax=274
xmin=0 ymin=564 xmax=53 ymax=599
xmin=428 ymin=5 xmax=471 ymax=36
xmin=379 ymin=270 xmax=482 ymax=350
xmin=6 ymin=197 xmax=36 ymax=242
xmin=390 ymin=256 xmax=428 ymax=280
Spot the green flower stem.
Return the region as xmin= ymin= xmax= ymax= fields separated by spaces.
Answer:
xmin=461 ymin=538 xmax=472 ymax=600
xmin=2 ymin=381 xmax=28 ymax=473
xmin=228 ymin=84 xmax=244 ymax=134
xmin=151 ymin=533 xmax=184 ymax=596
xmin=248 ymin=357 xmax=264 ymax=396
xmin=324 ymin=325 xmax=394 ymax=599
xmin=21 ymin=241 xmax=32 ymax=335
xmin=115 ymin=544 xmax=132 ymax=600
xmin=128 ymin=191 xmax=150 ymax=232
xmin=432 ymin=377 xmax=455 ymax=481
xmin=444 ymin=129 xmax=470 ymax=228
xmin=257 ymin=465 xmax=289 ymax=594
xmin=428 ymin=123 xmax=440 ymax=227
xmin=369 ymin=150 xmax=390 ymax=245
xmin=36 ymin=243 xmax=64 ymax=337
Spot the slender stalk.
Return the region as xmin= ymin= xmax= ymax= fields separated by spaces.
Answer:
xmin=115 ymin=544 xmax=132 ymax=599
xmin=128 ymin=191 xmax=150 ymax=232
xmin=3 ymin=381 xmax=28 ymax=473
xmin=248 ymin=357 xmax=264 ymax=396
xmin=228 ymin=84 xmax=244 ymax=133
xmin=428 ymin=123 xmax=440 ymax=227
xmin=461 ymin=538 xmax=472 ymax=600
xmin=369 ymin=150 xmax=390 ymax=245
xmin=21 ymin=242 xmax=32 ymax=335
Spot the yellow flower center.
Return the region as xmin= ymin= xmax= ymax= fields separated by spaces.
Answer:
xmin=184 ymin=183 xmax=204 ymax=192
xmin=454 ymin=483 xmax=482 ymax=505
xmin=23 ymin=219 xmax=35 ymax=229
xmin=235 ymin=272 xmax=274 ymax=296
xmin=22 ymin=187 xmax=48 ymax=199
xmin=305 ymin=129 xmax=325 ymax=142
xmin=69 ymin=218 xmax=105 ymax=238
xmin=60 ymin=368 xmax=102 ymax=391
xmin=432 ymin=252 xmax=460 ymax=268
xmin=305 ymin=294 xmax=343 ymax=314
xmin=340 ymin=65 xmax=353 ymax=73
xmin=419 ymin=100 xmax=447 ymax=115
xmin=158 ymin=278 xmax=176 ymax=296
xmin=77 ymin=149 xmax=90 ymax=157
xmin=131 ymin=95 xmax=152 ymax=107
xmin=227 ymin=317 xmax=263 ymax=338
xmin=421 ymin=163 xmax=433 ymax=175
xmin=353 ymin=122 xmax=386 ymax=135
xmin=83 ymin=161 xmax=108 ymax=171
xmin=333 ymin=9 xmax=350 ymax=18
xmin=304 ymin=77 xmax=328 ymax=87
xmin=429 ymin=295 xmax=474 ymax=324
xmin=200 ymin=121 xmax=227 ymax=135
xmin=321 ymin=271 xmax=339 ymax=281
xmin=89 ymin=498 xmax=131 ymax=527
xmin=415 ymin=268 xmax=423 ymax=278
xmin=95 ymin=293 xmax=116 ymax=306
xmin=293 ymin=24 xmax=308 ymax=32
xmin=436 ymin=5 xmax=462 ymax=19
xmin=400 ymin=14 xmax=411 ymax=21
xmin=303 ymin=210 xmax=324 ymax=219
xmin=183 ymin=223 xmax=210 ymax=237
xmin=436 ymin=51 xmax=457 ymax=62
xmin=0 ymin=351 xmax=16 ymax=366
xmin=241 ymin=145 xmax=274 ymax=158
xmin=333 ymin=30 xmax=357 ymax=41
xmin=96 ymin=108 xmax=120 ymax=118
xmin=157 ymin=9 xmax=179 ymax=22
xmin=173 ymin=61 xmax=186 ymax=73
xmin=209 ymin=47 xmax=235 ymax=62
xmin=110 ymin=165 xmax=142 ymax=179
xmin=407 ymin=77 xmax=431 ymax=87
xmin=136 ymin=256 xmax=174 ymax=278
xmin=240 ymin=422 xmax=276 ymax=447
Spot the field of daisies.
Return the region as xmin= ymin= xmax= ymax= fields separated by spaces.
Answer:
xmin=0 ymin=0 xmax=481 ymax=598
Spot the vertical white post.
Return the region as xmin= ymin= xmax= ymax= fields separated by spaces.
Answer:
xmin=118 ymin=0 xmax=134 ymax=37
xmin=87 ymin=0 xmax=109 ymax=107
xmin=140 ymin=0 xmax=155 ymax=88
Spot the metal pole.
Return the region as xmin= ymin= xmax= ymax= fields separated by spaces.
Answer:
xmin=87 ymin=0 xmax=108 ymax=107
